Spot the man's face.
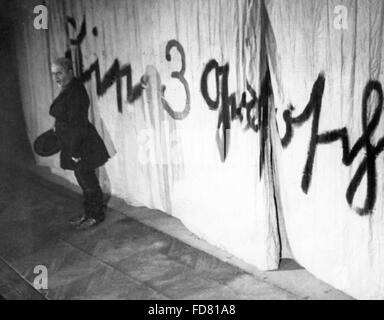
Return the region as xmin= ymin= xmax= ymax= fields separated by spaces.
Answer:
xmin=51 ymin=64 xmax=73 ymax=88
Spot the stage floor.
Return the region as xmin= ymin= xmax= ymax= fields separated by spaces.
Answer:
xmin=0 ymin=164 xmax=352 ymax=300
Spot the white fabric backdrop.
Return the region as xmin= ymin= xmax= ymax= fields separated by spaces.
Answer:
xmin=266 ymin=0 xmax=384 ymax=299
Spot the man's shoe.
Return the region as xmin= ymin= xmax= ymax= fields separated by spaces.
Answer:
xmin=69 ymin=215 xmax=87 ymax=226
xmin=77 ymin=217 xmax=104 ymax=230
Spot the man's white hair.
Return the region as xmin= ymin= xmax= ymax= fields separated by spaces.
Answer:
xmin=52 ymin=57 xmax=73 ymax=72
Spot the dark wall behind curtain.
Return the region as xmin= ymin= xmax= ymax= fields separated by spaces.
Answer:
xmin=0 ymin=0 xmax=33 ymax=166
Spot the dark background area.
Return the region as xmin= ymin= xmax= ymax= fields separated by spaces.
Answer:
xmin=0 ymin=0 xmax=34 ymax=166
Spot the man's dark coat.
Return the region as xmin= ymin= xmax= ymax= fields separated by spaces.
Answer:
xmin=49 ymin=78 xmax=110 ymax=170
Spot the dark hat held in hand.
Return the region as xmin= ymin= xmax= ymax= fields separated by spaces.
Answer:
xmin=33 ymin=129 xmax=61 ymax=157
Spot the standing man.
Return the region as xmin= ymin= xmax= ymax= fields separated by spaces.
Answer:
xmin=49 ymin=57 xmax=110 ymax=230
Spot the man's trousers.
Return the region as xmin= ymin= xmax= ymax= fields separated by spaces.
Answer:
xmin=74 ymin=161 xmax=105 ymax=221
